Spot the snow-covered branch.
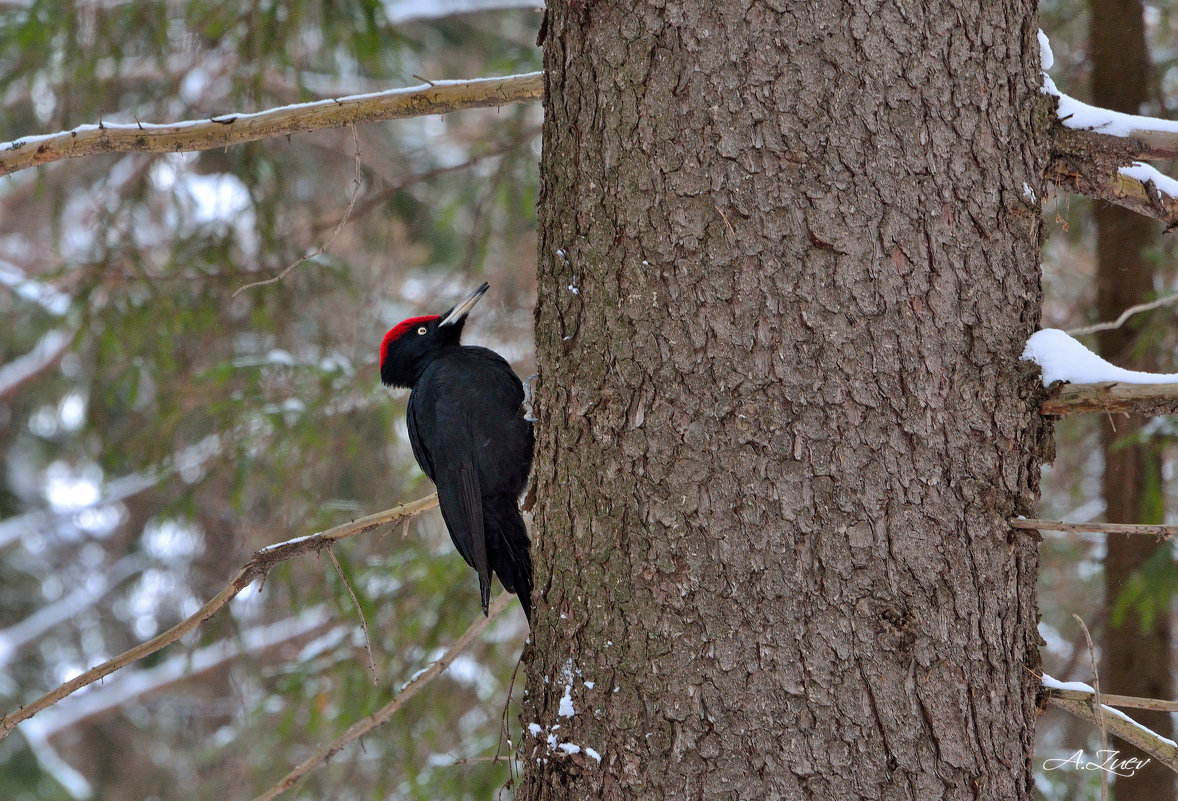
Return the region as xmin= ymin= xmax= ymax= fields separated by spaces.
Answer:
xmin=1043 ymin=675 xmax=1178 ymax=775
xmin=0 ymin=329 xmax=74 ymax=401
xmin=1040 ymin=29 xmax=1178 ymax=225
xmin=1045 ymin=75 xmax=1178 ymax=159
xmin=0 ymin=494 xmax=439 ymax=740
xmin=1022 ymin=328 xmax=1178 ymax=415
xmin=1046 ymin=131 xmax=1178 ymax=227
xmin=0 ymin=72 xmax=543 ymax=178
xmin=0 ymin=557 xmax=143 ymax=670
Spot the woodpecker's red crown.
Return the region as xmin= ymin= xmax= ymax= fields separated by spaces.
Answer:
xmin=379 ymin=315 xmax=439 ymax=369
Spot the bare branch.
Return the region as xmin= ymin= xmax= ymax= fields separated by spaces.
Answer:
xmin=1069 ymin=292 xmax=1178 ymax=337
xmin=1011 ymin=518 xmax=1178 ymax=539
xmin=0 ymin=72 xmax=544 ymax=179
xmin=251 ymin=592 xmax=513 ymax=801
xmin=0 ymin=494 xmax=439 ymax=740
xmin=1051 ymin=688 xmax=1178 ymax=714
xmin=1071 ymin=615 xmax=1109 ymax=801
xmin=1106 ymin=127 xmax=1178 ymax=159
xmin=327 ymin=544 xmax=378 ymax=686
xmin=25 ymin=611 xmax=330 ymax=741
xmin=1039 ymin=381 xmax=1178 ymax=416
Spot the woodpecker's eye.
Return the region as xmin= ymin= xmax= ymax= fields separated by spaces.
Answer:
xmin=417 ymin=326 xmax=427 ymax=335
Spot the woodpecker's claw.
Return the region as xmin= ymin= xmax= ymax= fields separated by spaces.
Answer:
xmin=522 ymin=373 xmax=540 ymax=422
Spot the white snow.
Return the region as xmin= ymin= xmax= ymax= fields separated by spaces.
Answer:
xmin=1038 ymin=29 xmax=1054 ymax=71
xmin=1102 ymin=704 xmax=1178 ymax=747
xmin=1022 ymin=328 xmax=1178 ymax=386
xmin=1041 ymin=673 xmax=1095 ymax=692
xmin=557 ymin=742 xmax=581 ymax=755
xmin=0 ymin=329 xmax=73 ymax=399
xmin=1041 ymin=73 xmax=1178 ymax=138
xmin=257 ymin=532 xmax=318 ymax=553
xmin=0 ymin=258 xmax=72 ymax=316
xmin=383 ymin=0 xmax=541 ymax=24
xmin=527 ymin=722 xmax=543 ymax=737
xmin=558 ymin=682 xmax=576 ymax=717
xmin=1118 ymin=161 xmax=1178 ymax=199
xmin=1037 ymin=30 xmax=1178 ymax=140
xmin=584 ymin=746 xmax=602 ymax=763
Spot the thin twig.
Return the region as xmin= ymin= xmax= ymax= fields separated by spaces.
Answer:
xmin=251 ymin=592 xmax=512 ymax=801
xmin=1073 ymin=614 xmax=1108 ymax=801
xmin=327 ymin=544 xmax=378 ymax=686
xmin=1069 ymin=292 xmax=1178 ymax=336
xmin=0 ymin=494 xmax=439 ymax=740
xmin=1010 ymin=518 xmax=1178 ymax=539
xmin=497 ymin=649 xmax=526 ymax=788
xmin=233 ymin=125 xmax=362 ymax=296
xmin=305 ymin=127 xmax=540 ymax=237
xmin=1049 ymin=688 xmax=1178 ymax=713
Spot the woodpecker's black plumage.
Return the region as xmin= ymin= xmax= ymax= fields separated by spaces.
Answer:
xmin=379 ymin=283 xmax=534 ymax=621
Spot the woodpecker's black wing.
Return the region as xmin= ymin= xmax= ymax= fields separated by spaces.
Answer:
xmin=406 ymin=346 xmax=532 ymax=615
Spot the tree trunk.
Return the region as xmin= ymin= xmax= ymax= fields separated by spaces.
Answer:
xmin=1091 ymin=1 xmax=1175 ymax=798
xmin=521 ymin=2 xmax=1049 ymax=798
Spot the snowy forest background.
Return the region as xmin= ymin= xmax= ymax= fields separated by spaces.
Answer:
xmin=0 ymin=1 xmax=1174 ymax=799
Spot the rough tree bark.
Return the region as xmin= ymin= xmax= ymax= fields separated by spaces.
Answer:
xmin=1091 ymin=1 xmax=1175 ymax=798
xmin=521 ymin=2 xmax=1049 ymax=799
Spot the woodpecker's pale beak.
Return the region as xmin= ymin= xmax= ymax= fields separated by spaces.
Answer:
xmin=439 ymin=282 xmax=489 ymax=327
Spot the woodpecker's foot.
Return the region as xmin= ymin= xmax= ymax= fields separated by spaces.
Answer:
xmin=522 ymin=373 xmax=540 ymax=422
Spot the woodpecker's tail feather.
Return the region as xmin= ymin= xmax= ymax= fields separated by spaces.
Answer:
xmin=485 ymin=496 xmax=533 ymax=622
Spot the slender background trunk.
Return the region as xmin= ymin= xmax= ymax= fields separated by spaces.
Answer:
xmin=520 ymin=2 xmax=1049 ymax=798
xmin=1091 ymin=1 xmax=1175 ymax=798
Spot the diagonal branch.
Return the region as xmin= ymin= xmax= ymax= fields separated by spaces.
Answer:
xmin=251 ymin=592 xmax=512 ymax=801
xmin=0 ymin=494 xmax=439 ymax=740
xmin=1047 ymin=127 xmax=1178 ymax=227
xmin=1046 ymin=689 xmax=1178 ymax=774
xmin=0 ymin=329 xmax=74 ymax=401
xmin=0 ymin=72 xmax=543 ymax=179
xmin=1068 ymin=291 xmax=1178 ymax=337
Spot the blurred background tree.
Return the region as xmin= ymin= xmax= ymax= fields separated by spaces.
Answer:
xmin=0 ymin=2 xmax=540 ymax=799
xmin=1036 ymin=1 xmax=1178 ymax=799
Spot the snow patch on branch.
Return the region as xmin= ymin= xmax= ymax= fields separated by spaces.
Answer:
xmin=1119 ymin=161 xmax=1178 ymax=199
xmin=1042 ymin=673 xmax=1178 ymax=748
xmin=1041 ymin=673 xmax=1094 ymax=692
xmin=1022 ymin=329 xmax=1178 ymax=386
xmin=1039 ymin=30 xmax=1178 ymax=138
